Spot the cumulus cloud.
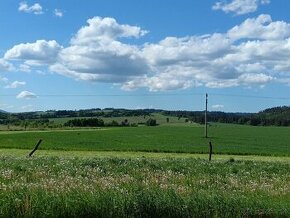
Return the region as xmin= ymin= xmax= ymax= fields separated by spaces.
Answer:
xmin=18 ymin=64 xmax=31 ymax=72
xmin=228 ymin=14 xmax=290 ymax=40
xmin=16 ymin=91 xmax=37 ymax=99
xmin=50 ymin=17 xmax=150 ymax=83
xmin=212 ymin=104 xmax=224 ymax=109
xmin=238 ymin=73 xmax=273 ymax=84
xmin=4 ymin=40 xmax=61 ymax=65
xmin=71 ymin=17 xmax=148 ymax=45
xmin=0 ymin=76 xmax=8 ymax=83
xmin=18 ymin=2 xmax=43 ymax=15
xmin=122 ymin=74 xmax=199 ymax=92
xmin=5 ymin=81 xmax=26 ymax=89
xmin=0 ymin=59 xmax=14 ymax=71
xmin=54 ymin=9 xmax=63 ymax=17
xmin=212 ymin=0 xmax=270 ymax=15
xmin=124 ymin=14 xmax=288 ymax=91
xmin=4 ymin=15 xmax=290 ymax=91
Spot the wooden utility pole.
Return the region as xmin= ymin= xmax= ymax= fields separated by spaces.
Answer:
xmin=205 ymin=93 xmax=208 ymax=138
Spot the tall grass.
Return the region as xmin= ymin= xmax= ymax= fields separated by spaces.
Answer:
xmin=0 ymin=156 xmax=289 ymax=217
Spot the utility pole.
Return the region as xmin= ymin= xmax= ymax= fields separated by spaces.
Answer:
xmin=205 ymin=93 xmax=208 ymax=138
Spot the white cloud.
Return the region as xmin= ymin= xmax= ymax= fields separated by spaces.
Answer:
xmin=54 ymin=9 xmax=63 ymax=17
xmin=238 ymin=73 xmax=273 ymax=84
xmin=19 ymin=64 xmax=31 ymax=72
xmin=212 ymin=0 xmax=270 ymax=15
xmin=122 ymin=74 xmax=199 ymax=92
xmin=4 ymin=40 xmax=61 ymax=65
xmin=0 ymin=76 xmax=8 ymax=83
xmin=0 ymin=59 xmax=14 ymax=71
xmin=16 ymin=91 xmax=37 ymax=99
xmin=212 ymin=104 xmax=224 ymax=109
xmin=5 ymin=81 xmax=26 ymax=89
xmin=50 ymin=17 xmax=150 ymax=83
xmin=18 ymin=2 xmax=43 ymax=15
xmin=228 ymin=14 xmax=290 ymax=40
xmin=5 ymin=15 xmax=290 ymax=91
xmin=50 ymin=42 xmax=150 ymax=82
xmin=71 ymin=17 xmax=148 ymax=45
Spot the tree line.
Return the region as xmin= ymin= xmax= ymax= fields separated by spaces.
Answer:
xmin=162 ymin=106 xmax=290 ymax=126
xmin=1 ymin=106 xmax=290 ymax=127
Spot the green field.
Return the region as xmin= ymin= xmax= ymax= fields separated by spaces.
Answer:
xmin=0 ymin=124 xmax=289 ymax=156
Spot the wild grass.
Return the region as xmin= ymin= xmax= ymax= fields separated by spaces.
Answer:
xmin=1 ymin=148 xmax=290 ymax=162
xmin=0 ymin=156 xmax=289 ymax=217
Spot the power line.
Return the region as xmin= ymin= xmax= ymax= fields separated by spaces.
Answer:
xmin=1 ymin=93 xmax=204 ymax=97
xmin=1 ymin=92 xmax=290 ymax=100
xmin=209 ymin=93 xmax=290 ymax=100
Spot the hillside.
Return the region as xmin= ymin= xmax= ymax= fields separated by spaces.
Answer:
xmin=254 ymin=106 xmax=290 ymax=126
xmin=0 ymin=106 xmax=290 ymax=128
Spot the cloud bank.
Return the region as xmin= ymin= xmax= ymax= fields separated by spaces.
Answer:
xmin=3 ymin=15 xmax=290 ymax=91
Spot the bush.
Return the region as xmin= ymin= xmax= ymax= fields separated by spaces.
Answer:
xmin=146 ymin=118 xmax=157 ymax=126
xmin=107 ymin=120 xmax=119 ymax=127
xmin=64 ymin=118 xmax=104 ymax=127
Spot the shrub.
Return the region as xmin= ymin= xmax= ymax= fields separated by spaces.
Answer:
xmin=146 ymin=118 xmax=157 ymax=126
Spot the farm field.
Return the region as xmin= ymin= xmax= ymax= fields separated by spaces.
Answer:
xmin=0 ymin=124 xmax=289 ymax=156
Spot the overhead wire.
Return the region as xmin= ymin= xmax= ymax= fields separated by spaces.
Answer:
xmin=0 ymin=92 xmax=290 ymax=100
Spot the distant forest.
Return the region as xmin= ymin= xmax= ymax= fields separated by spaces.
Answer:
xmin=163 ymin=106 xmax=290 ymax=126
xmin=0 ymin=106 xmax=290 ymax=127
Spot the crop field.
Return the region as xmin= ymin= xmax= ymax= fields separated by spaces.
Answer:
xmin=0 ymin=124 xmax=289 ymax=156
xmin=1 ymin=124 xmax=289 ymax=217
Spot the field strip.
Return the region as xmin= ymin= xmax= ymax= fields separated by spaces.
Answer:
xmin=0 ymin=128 xmax=110 ymax=134
xmin=1 ymin=149 xmax=289 ymax=162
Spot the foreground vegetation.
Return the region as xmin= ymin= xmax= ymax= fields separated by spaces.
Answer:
xmin=0 ymin=156 xmax=289 ymax=217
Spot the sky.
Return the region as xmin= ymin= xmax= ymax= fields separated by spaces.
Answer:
xmin=1 ymin=0 xmax=290 ymax=113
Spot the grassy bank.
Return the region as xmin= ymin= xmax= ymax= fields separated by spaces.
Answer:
xmin=1 ymin=149 xmax=290 ymax=162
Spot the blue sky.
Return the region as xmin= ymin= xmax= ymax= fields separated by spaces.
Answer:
xmin=1 ymin=0 xmax=290 ymax=112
